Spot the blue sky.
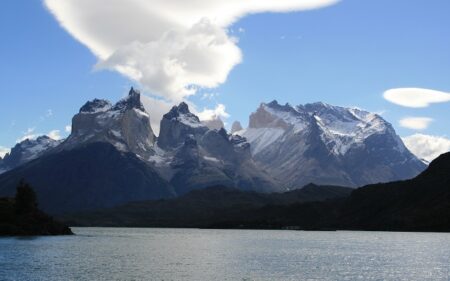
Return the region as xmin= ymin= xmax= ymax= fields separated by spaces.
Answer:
xmin=1 ymin=0 xmax=450 ymax=155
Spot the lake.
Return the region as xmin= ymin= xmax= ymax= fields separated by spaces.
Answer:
xmin=1 ymin=228 xmax=449 ymax=280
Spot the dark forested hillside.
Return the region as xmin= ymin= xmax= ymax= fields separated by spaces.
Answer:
xmin=0 ymin=182 xmax=72 ymax=236
xmin=64 ymin=153 xmax=450 ymax=232
xmin=62 ymin=184 xmax=352 ymax=227
xmin=0 ymin=142 xmax=175 ymax=214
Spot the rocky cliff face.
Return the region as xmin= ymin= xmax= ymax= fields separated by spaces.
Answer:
xmin=153 ymin=103 xmax=282 ymax=195
xmin=237 ymin=101 xmax=426 ymax=188
xmin=158 ymin=102 xmax=208 ymax=150
xmin=61 ymin=87 xmax=157 ymax=160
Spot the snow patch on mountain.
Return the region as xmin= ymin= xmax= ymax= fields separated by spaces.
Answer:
xmin=204 ymin=156 xmax=221 ymax=163
xmin=239 ymin=128 xmax=285 ymax=154
xmin=261 ymin=103 xmax=309 ymax=133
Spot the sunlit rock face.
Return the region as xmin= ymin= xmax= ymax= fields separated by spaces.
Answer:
xmin=64 ymin=87 xmax=157 ymax=159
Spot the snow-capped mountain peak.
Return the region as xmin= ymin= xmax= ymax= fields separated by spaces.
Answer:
xmin=245 ymin=100 xmax=396 ymax=156
xmin=79 ymin=99 xmax=112 ymax=114
xmin=0 ymin=135 xmax=62 ymax=173
xmin=252 ymin=100 xmax=310 ymax=131
xmin=158 ymin=102 xmax=209 ymax=150
xmin=62 ymin=87 xmax=156 ymax=158
xmin=293 ymin=102 xmax=393 ymax=155
xmin=112 ymin=87 xmax=146 ymax=112
xmin=165 ymin=102 xmax=204 ymax=128
xmin=238 ymin=100 xmax=426 ymax=188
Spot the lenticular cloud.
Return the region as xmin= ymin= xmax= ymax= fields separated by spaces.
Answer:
xmin=383 ymin=88 xmax=450 ymax=108
xmin=44 ymin=0 xmax=338 ymax=101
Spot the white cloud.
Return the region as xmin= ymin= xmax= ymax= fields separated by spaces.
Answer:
xmin=17 ymin=134 xmax=37 ymax=143
xmin=47 ymin=130 xmax=62 ymax=140
xmin=140 ymin=95 xmax=174 ymax=136
xmin=399 ymin=117 xmax=433 ymax=130
xmin=65 ymin=125 xmax=72 ymax=133
xmin=17 ymin=128 xmax=38 ymax=143
xmin=383 ymin=88 xmax=450 ymax=108
xmin=402 ymin=134 xmax=450 ymax=162
xmin=197 ymin=104 xmax=230 ymax=121
xmin=16 ymin=128 xmax=63 ymax=143
xmin=44 ymin=0 xmax=338 ymax=101
xmin=0 ymin=146 xmax=10 ymax=158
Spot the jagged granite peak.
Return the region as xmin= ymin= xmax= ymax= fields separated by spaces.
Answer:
xmin=165 ymin=102 xmax=199 ymax=121
xmin=0 ymin=135 xmax=62 ymax=173
xmin=79 ymin=99 xmax=112 ymax=114
xmin=154 ymin=104 xmax=282 ymax=194
xmin=239 ymin=101 xmax=426 ymax=188
xmin=112 ymin=87 xmax=146 ymax=112
xmin=158 ymin=102 xmax=208 ymax=149
xmin=231 ymin=121 xmax=243 ymax=134
xmin=266 ymin=100 xmax=297 ymax=112
xmin=62 ymin=87 xmax=156 ymax=159
xmin=165 ymin=126 xmax=281 ymax=195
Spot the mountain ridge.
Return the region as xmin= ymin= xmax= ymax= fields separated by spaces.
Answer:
xmin=236 ymin=100 xmax=426 ymax=188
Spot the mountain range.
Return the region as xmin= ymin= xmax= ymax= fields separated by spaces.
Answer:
xmin=0 ymin=87 xmax=426 ymax=214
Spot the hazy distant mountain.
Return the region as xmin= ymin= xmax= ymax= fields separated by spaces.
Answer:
xmin=230 ymin=121 xmax=243 ymax=134
xmin=235 ymin=101 xmax=426 ymax=188
xmin=201 ymin=117 xmax=225 ymax=130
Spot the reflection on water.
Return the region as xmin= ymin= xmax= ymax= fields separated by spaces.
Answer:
xmin=1 ymin=228 xmax=450 ymax=280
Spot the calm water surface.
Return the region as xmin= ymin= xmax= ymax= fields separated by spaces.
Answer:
xmin=1 ymin=227 xmax=450 ymax=280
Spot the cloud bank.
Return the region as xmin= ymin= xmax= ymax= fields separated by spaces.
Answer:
xmin=16 ymin=128 xmax=63 ymax=143
xmin=44 ymin=0 xmax=338 ymax=101
xmin=47 ymin=130 xmax=62 ymax=140
xmin=384 ymin=88 xmax=450 ymax=108
xmin=402 ymin=134 xmax=450 ymax=162
xmin=399 ymin=117 xmax=433 ymax=130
